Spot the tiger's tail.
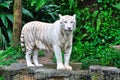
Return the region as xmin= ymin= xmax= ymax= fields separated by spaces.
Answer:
xmin=20 ymin=31 xmax=25 ymax=53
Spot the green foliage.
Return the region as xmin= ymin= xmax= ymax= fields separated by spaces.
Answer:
xmin=30 ymin=0 xmax=47 ymax=12
xmin=0 ymin=0 xmax=13 ymax=49
xmin=0 ymin=76 xmax=4 ymax=80
xmin=39 ymin=4 xmax=60 ymax=22
xmin=68 ymin=0 xmax=77 ymax=10
xmin=38 ymin=50 xmax=45 ymax=57
xmin=0 ymin=46 xmax=23 ymax=66
xmin=22 ymin=7 xmax=34 ymax=19
xmin=0 ymin=0 xmax=12 ymax=9
xmin=77 ymin=45 xmax=120 ymax=69
xmin=23 ymin=0 xmax=60 ymax=23
xmin=112 ymin=3 xmax=120 ymax=9
xmin=71 ymin=0 xmax=120 ymax=69
xmin=0 ymin=0 xmax=34 ymax=50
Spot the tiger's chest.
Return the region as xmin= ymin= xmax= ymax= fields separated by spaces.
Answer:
xmin=59 ymin=37 xmax=71 ymax=51
xmin=43 ymin=37 xmax=70 ymax=52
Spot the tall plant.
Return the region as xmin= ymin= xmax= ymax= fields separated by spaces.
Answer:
xmin=0 ymin=0 xmax=34 ymax=49
xmin=0 ymin=0 xmax=13 ymax=49
xmin=23 ymin=0 xmax=60 ymax=23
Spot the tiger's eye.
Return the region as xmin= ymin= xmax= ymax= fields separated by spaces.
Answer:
xmin=64 ymin=21 xmax=67 ymax=23
xmin=71 ymin=21 xmax=74 ymax=23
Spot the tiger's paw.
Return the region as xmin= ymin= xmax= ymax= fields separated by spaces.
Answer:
xmin=64 ymin=65 xmax=72 ymax=70
xmin=27 ymin=64 xmax=35 ymax=67
xmin=57 ymin=64 xmax=65 ymax=70
xmin=35 ymin=64 xmax=43 ymax=67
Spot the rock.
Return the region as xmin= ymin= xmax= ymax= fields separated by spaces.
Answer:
xmin=0 ymin=63 xmax=90 ymax=80
xmin=89 ymin=65 xmax=120 ymax=80
xmin=1 ymin=63 xmax=119 ymax=80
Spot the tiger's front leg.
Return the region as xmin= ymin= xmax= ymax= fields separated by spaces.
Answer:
xmin=53 ymin=45 xmax=65 ymax=70
xmin=64 ymin=46 xmax=72 ymax=70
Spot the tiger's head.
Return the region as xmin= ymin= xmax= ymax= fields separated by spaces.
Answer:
xmin=59 ymin=14 xmax=76 ymax=34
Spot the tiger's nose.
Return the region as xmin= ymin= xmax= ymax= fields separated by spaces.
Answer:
xmin=68 ymin=27 xmax=71 ymax=30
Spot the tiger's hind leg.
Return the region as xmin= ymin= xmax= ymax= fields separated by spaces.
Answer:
xmin=33 ymin=48 xmax=43 ymax=67
xmin=26 ymin=49 xmax=35 ymax=67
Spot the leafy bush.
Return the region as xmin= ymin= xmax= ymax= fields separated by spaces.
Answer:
xmin=0 ymin=0 xmax=34 ymax=50
xmin=71 ymin=0 xmax=120 ymax=69
xmin=0 ymin=46 xmax=23 ymax=66
xmin=0 ymin=0 xmax=13 ymax=49
xmin=0 ymin=76 xmax=4 ymax=80
xmin=76 ymin=45 xmax=120 ymax=69
xmin=23 ymin=0 xmax=60 ymax=23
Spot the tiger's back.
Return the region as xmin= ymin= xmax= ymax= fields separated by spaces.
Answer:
xmin=21 ymin=21 xmax=54 ymax=52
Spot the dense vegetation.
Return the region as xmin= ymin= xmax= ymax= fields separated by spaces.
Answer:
xmin=0 ymin=0 xmax=120 ymax=69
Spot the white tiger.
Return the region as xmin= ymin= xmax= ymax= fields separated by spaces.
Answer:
xmin=20 ymin=14 xmax=76 ymax=70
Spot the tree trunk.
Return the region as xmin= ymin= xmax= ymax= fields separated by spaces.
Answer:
xmin=12 ymin=0 xmax=22 ymax=47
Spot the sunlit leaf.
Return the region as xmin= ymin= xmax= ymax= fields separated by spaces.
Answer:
xmin=69 ymin=0 xmax=74 ymax=10
xmin=1 ymin=34 xmax=7 ymax=49
xmin=96 ymin=18 xmax=101 ymax=31
xmin=0 ymin=1 xmax=12 ymax=9
xmin=48 ymin=13 xmax=55 ymax=20
xmin=112 ymin=3 xmax=120 ymax=9
xmin=0 ymin=51 xmax=3 ymax=55
xmin=7 ymin=28 xmax=12 ymax=43
xmin=0 ymin=2 xmax=9 ymax=8
xmin=82 ymin=33 xmax=87 ymax=38
xmin=6 ymin=14 xmax=14 ymax=23
xmin=97 ymin=0 xmax=102 ymax=3
xmin=0 ymin=27 xmax=1 ymax=37
xmin=0 ymin=14 xmax=8 ymax=28
xmin=31 ymin=0 xmax=36 ymax=6
xmin=22 ymin=7 xmax=34 ymax=19
xmin=103 ymin=11 xmax=108 ymax=16
xmin=35 ymin=0 xmax=46 ymax=11
xmin=92 ymin=11 xmax=98 ymax=17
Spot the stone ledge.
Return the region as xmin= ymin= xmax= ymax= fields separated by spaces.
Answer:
xmin=44 ymin=62 xmax=82 ymax=70
xmin=1 ymin=63 xmax=120 ymax=80
xmin=30 ymin=67 xmax=89 ymax=79
xmin=89 ymin=65 xmax=120 ymax=80
xmin=0 ymin=63 xmax=89 ymax=80
xmin=1 ymin=62 xmax=82 ymax=70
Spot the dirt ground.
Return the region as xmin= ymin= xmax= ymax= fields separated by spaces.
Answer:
xmin=18 ymin=53 xmax=54 ymax=64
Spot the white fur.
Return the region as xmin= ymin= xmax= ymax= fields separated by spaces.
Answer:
xmin=21 ymin=14 xmax=76 ymax=70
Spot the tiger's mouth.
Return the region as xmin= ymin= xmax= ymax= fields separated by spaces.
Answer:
xmin=65 ymin=30 xmax=72 ymax=33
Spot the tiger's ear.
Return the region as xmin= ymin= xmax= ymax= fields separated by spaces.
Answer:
xmin=59 ymin=14 xmax=62 ymax=18
xmin=73 ymin=14 xmax=76 ymax=18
